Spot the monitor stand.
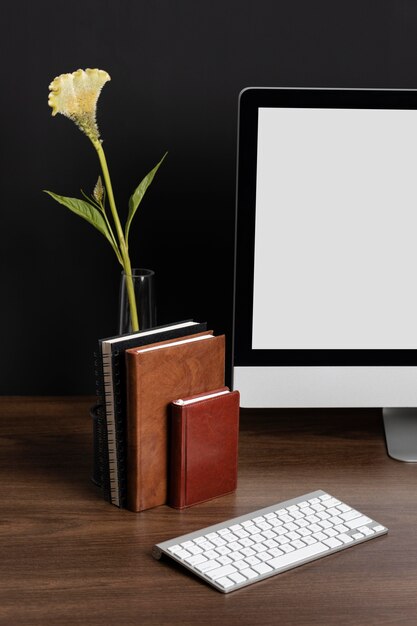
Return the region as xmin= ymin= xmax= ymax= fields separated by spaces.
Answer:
xmin=382 ymin=408 xmax=417 ymax=462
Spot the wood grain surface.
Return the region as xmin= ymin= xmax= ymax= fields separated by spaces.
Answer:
xmin=1 ymin=397 xmax=416 ymax=625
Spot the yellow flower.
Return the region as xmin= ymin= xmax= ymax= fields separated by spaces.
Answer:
xmin=48 ymin=68 xmax=110 ymax=142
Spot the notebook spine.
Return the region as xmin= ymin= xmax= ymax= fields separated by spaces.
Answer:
xmin=97 ymin=403 xmax=111 ymax=502
xmin=169 ymin=403 xmax=187 ymax=509
xmin=93 ymin=351 xmax=111 ymax=502
xmin=113 ymin=349 xmax=128 ymax=508
xmin=102 ymin=349 xmax=120 ymax=506
xmin=94 ymin=349 xmax=105 ymax=407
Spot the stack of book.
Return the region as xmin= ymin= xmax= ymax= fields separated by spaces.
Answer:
xmin=95 ymin=320 xmax=233 ymax=512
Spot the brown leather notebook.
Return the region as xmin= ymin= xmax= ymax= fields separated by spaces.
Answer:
xmin=168 ymin=387 xmax=240 ymax=510
xmin=125 ymin=333 xmax=225 ymax=512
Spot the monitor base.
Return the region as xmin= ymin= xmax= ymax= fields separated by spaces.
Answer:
xmin=382 ymin=408 xmax=417 ymax=462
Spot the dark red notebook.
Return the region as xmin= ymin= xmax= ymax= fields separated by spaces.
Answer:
xmin=168 ymin=387 xmax=240 ymax=509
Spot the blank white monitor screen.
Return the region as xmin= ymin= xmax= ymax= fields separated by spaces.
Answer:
xmin=253 ymin=106 xmax=417 ymax=351
xmin=233 ymin=88 xmax=417 ymax=410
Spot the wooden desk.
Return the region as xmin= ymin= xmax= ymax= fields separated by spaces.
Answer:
xmin=1 ymin=397 xmax=417 ymax=625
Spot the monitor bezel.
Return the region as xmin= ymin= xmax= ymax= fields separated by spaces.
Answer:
xmin=233 ymin=87 xmax=417 ymax=367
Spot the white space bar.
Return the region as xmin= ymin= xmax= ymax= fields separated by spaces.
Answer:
xmin=269 ymin=542 xmax=329 ymax=570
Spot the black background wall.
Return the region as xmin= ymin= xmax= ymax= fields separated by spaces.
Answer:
xmin=2 ymin=0 xmax=417 ymax=394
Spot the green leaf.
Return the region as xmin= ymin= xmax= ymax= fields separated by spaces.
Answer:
xmin=43 ymin=190 xmax=121 ymax=258
xmin=125 ymin=152 xmax=167 ymax=244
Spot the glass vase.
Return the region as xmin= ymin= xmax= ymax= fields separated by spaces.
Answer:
xmin=118 ymin=268 xmax=156 ymax=334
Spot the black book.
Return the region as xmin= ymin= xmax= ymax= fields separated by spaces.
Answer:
xmin=95 ymin=320 xmax=207 ymax=507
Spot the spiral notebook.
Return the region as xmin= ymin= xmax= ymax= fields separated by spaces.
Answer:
xmin=95 ymin=320 xmax=207 ymax=507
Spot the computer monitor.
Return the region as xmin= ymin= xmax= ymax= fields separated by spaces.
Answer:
xmin=232 ymin=87 xmax=417 ymax=462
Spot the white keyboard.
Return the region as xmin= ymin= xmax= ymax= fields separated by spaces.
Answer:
xmin=152 ymin=490 xmax=388 ymax=593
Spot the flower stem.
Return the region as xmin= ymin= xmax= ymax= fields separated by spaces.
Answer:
xmin=93 ymin=140 xmax=139 ymax=331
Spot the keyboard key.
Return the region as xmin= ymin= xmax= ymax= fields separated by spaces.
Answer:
xmin=216 ymin=577 xmax=235 ymax=589
xmin=316 ymin=512 xmax=331 ymax=520
xmin=262 ymin=530 xmax=277 ymax=540
xmin=311 ymin=504 xmax=325 ymax=512
xmin=238 ymin=538 xmax=254 ymax=547
xmin=184 ymin=554 xmax=207 ymax=566
xmin=327 ymin=507 xmax=341 ymax=516
xmin=205 ymin=564 xmax=237 ymax=581
xmin=334 ymin=524 xmax=349 ymax=533
xmin=352 ymin=532 xmax=364 ymax=540
xmin=269 ymin=547 xmax=285 ymax=557
xmin=215 ymin=546 xmax=232 ymax=555
xmin=286 ymin=531 xmax=301 ymax=541
xmin=175 ymin=549 xmax=192 ymax=559
xmin=195 ymin=560 xmax=221 ymax=573
xmin=211 ymin=537 xmax=227 ymax=547
xmin=340 ymin=510 xmax=361 ymax=522
xmin=292 ymin=511 xmax=304 ymax=520
xmin=318 ymin=520 xmax=332 ymax=530
xmin=234 ymin=529 xmax=250 ymax=538
xmin=323 ymin=537 xmax=342 ymax=549
xmin=268 ymin=541 xmax=329 ymax=569
xmin=313 ymin=532 xmax=327 ymax=542
xmin=252 ymin=562 xmax=273 ymax=575
xmin=337 ymin=504 xmax=351 ymax=513
xmin=253 ymin=543 xmax=269 ymax=553
xmin=303 ymin=536 xmax=317 ymax=545
xmin=229 ymin=572 xmax=246 ymax=584
xmin=295 ymin=519 xmax=309 ymax=528
xmin=325 ymin=498 xmax=341 ymax=507
xmin=240 ymin=568 xmax=258 ymax=580
xmin=345 ymin=516 xmax=372 ymax=530
xmin=308 ymin=523 xmax=322 ymax=533
xmin=203 ymin=550 xmax=219 ymax=560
